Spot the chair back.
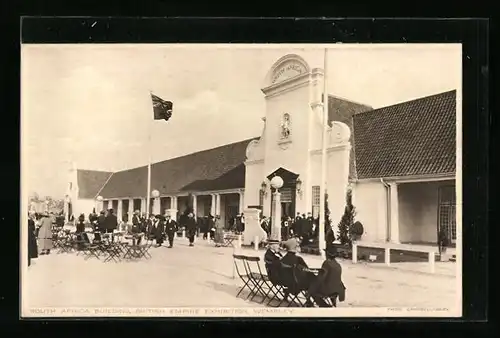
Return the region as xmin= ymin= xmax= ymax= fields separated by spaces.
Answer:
xmin=245 ymin=256 xmax=265 ymax=278
xmin=232 ymin=254 xmax=248 ymax=279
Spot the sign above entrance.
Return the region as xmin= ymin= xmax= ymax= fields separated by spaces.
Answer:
xmin=271 ymin=61 xmax=308 ymax=85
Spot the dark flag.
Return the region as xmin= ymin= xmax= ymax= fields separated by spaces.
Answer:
xmin=151 ymin=93 xmax=173 ymax=121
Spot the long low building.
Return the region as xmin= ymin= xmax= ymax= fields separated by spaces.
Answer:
xmin=64 ymin=54 xmax=457 ymax=247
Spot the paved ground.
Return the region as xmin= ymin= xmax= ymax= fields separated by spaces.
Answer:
xmin=24 ymin=236 xmax=459 ymax=310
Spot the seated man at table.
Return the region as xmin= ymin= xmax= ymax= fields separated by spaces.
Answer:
xmin=281 ymin=238 xmax=308 ymax=268
xmin=264 ymin=239 xmax=283 ymax=263
xmin=281 ymin=238 xmax=318 ymax=296
xmin=306 ymin=245 xmax=346 ymax=307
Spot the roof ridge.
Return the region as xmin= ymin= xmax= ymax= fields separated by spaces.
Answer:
xmin=114 ymin=137 xmax=260 ymax=173
xmin=77 ymin=168 xmax=114 ymax=175
xmin=94 ymin=172 xmax=114 ymax=199
xmin=353 ymin=89 xmax=456 ymax=117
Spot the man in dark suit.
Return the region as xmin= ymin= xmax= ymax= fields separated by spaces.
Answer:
xmin=153 ymin=214 xmax=165 ymax=247
xmin=164 ymin=214 xmax=177 ymax=248
xmin=281 ymin=239 xmax=309 ymax=269
xmin=96 ymin=211 xmax=106 ymax=231
xmin=132 ymin=210 xmax=141 ymax=234
xmin=307 ymin=245 xmax=346 ymax=307
xmin=264 ymin=239 xmax=283 ymax=263
xmin=185 ymin=213 xmax=197 ymax=246
xmin=105 ymin=209 xmax=118 ymax=239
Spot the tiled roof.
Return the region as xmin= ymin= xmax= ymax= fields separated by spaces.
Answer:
xmin=99 ymin=138 xmax=257 ymax=199
xmin=327 ymin=95 xmax=373 ymax=180
xmin=77 ymin=170 xmax=113 ymax=199
xmin=352 ymin=90 xmax=456 ymax=179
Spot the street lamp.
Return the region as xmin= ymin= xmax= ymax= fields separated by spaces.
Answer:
xmin=96 ymin=195 xmax=104 ymax=213
xmin=270 ymin=176 xmax=284 ymax=190
xmin=269 ymin=176 xmax=284 ymax=242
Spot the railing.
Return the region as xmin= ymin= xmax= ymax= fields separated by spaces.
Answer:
xmin=352 ymin=241 xmax=438 ymax=273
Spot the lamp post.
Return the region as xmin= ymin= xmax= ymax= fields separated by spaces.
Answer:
xmin=96 ymin=195 xmax=103 ymax=213
xmin=270 ymin=176 xmax=284 ymax=242
xmin=64 ymin=195 xmax=70 ymax=222
xmin=151 ymin=189 xmax=160 ymax=215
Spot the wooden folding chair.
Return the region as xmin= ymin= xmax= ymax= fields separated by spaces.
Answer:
xmin=280 ymin=263 xmax=307 ymax=307
xmin=264 ymin=260 xmax=288 ymax=307
xmin=233 ymin=254 xmax=256 ymax=299
xmin=244 ymin=256 xmax=277 ymax=304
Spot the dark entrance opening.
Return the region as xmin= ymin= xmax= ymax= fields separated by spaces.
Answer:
xmin=267 ymin=167 xmax=299 ymax=221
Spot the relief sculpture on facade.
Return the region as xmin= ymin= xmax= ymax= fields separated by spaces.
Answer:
xmin=280 ymin=113 xmax=291 ymax=139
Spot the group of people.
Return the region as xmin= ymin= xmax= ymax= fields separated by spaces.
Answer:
xmin=264 ymin=238 xmax=346 ymax=307
xmin=260 ymin=212 xmax=328 ymax=247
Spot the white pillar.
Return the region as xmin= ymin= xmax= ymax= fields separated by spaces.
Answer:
xmin=428 ymin=251 xmax=436 ymax=273
xmin=238 ymin=191 xmax=244 ymax=214
xmin=153 ymin=197 xmax=160 ymax=215
xmin=171 ymin=196 xmax=178 ymax=221
xmin=128 ymin=199 xmax=134 ymax=224
xmin=64 ymin=198 xmax=69 ymax=220
xmin=193 ymin=195 xmax=198 ymax=219
xmin=210 ymin=194 xmax=216 ymax=216
xmin=215 ymin=194 xmax=221 ymax=216
xmin=389 ymin=183 xmax=400 ymax=243
xmin=271 ymin=190 xmax=282 ymax=241
xmin=385 ymin=247 xmax=391 ymax=266
xmin=117 ymin=199 xmax=123 ymax=221
xmin=140 ymin=198 xmax=146 ymax=214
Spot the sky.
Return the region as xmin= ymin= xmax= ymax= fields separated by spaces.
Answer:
xmin=21 ymin=44 xmax=461 ymax=198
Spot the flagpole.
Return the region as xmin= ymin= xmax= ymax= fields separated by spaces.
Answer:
xmin=146 ymin=91 xmax=153 ymax=218
xmin=318 ymin=48 xmax=329 ymax=259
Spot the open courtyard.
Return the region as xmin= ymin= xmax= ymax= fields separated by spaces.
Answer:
xmin=24 ymin=235 xmax=458 ymax=311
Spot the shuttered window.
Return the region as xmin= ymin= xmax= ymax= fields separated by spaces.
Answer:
xmin=281 ymin=188 xmax=292 ymax=203
xmin=312 ymin=186 xmax=320 ymax=218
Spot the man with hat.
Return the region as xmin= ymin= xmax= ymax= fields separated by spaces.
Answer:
xmin=163 ymin=212 xmax=177 ymax=248
xmin=185 ymin=212 xmax=197 ymax=246
xmin=104 ymin=209 xmax=118 ymax=238
xmin=132 ymin=210 xmax=141 ymax=234
xmin=281 ymin=238 xmax=309 ymax=270
xmin=306 ymin=245 xmax=346 ymax=307
xmin=96 ymin=210 xmax=106 ymax=232
xmin=153 ymin=214 xmax=165 ymax=247
xmin=264 ymin=239 xmax=283 ymax=263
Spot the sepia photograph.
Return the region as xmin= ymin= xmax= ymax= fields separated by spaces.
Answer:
xmin=21 ymin=43 xmax=462 ymax=317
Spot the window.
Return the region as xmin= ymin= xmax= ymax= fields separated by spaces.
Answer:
xmin=438 ymin=185 xmax=457 ymax=243
xmin=312 ymin=186 xmax=320 ymax=218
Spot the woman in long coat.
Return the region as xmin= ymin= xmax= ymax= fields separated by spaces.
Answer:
xmin=154 ymin=215 xmax=165 ymax=247
xmin=38 ymin=212 xmax=53 ymax=255
xmin=214 ymin=215 xmax=224 ymax=247
xmin=28 ymin=213 xmax=38 ymax=266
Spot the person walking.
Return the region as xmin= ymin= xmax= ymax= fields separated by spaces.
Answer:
xmin=38 ymin=212 xmax=53 ymax=255
xmin=214 ymin=215 xmax=224 ymax=247
xmin=164 ymin=214 xmax=177 ymax=248
xmin=185 ymin=213 xmax=197 ymax=247
xmin=28 ymin=213 xmax=38 ymax=266
xmin=154 ymin=214 xmax=165 ymax=247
